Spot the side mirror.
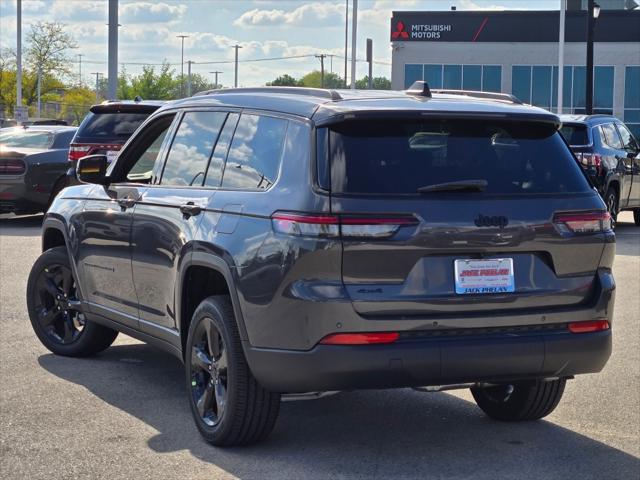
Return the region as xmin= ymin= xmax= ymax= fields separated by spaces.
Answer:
xmin=77 ymin=155 xmax=109 ymax=185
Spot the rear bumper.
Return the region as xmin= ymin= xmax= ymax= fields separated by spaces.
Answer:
xmin=245 ymin=328 xmax=611 ymax=393
xmin=0 ymin=177 xmax=47 ymax=213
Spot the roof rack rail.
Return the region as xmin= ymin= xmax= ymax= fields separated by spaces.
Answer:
xmin=194 ymin=87 xmax=342 ymax=101
xmin=431 ymin=89 xmax=523 ymax=104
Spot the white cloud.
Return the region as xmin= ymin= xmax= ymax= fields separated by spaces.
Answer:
xmin=457 ymin=0 xmax=510 ymax=10
xmin=234 ymin=2 xmax=344 ymax=27
xmin=121 ymin=2 xmax=188 ymax=23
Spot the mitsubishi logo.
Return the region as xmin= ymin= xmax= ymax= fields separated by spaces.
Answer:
xmin=392 ymin=21 xmax=409 ymax=39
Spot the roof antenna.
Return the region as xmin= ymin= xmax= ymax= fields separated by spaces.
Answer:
xmin=405 ymin=81 xmax=432 ymax=98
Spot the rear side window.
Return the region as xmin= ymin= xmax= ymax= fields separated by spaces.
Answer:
xmin=600 ymin=123 xmax=623 ymax=149
xmin=329 ymin=119 xmax=591 ymax=195
xmin=559 ymin=124 xmax=589 ymax=146
xmin=161 ymin=111 xmax=226 ymax=186
xmin=77 ymin=112 xmax=149 ymax=138
xmin=221 ymin=114 xmax=288 ymax=191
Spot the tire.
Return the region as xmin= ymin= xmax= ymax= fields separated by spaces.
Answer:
xmin=46 ymin=177 xmax=67 ymax=212
xmin=604 ymin=188 xmax=618 ymax=229
xmin=634 ymin=209 xmax=640 ymax=227
xmin=185 ymin=295 xmax=280 ymax=446
xmin=26 ymin=246 xmax=118 ymax=357
xmin=471 ymin=378 xmax=567 ymax=421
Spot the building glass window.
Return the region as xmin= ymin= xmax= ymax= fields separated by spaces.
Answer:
xmin=424 ymin=65 xmax=443 ymax=89
xmin=404 ymin=64 xmax=423 ymax=89
xmin=483 ymin=66 xmax=501 ymax=92
xmin=512 ymin=66 xmax=532 ymax=103
xmin=443 ymin=65 xmax=462 ymax=89
xmin=594 ymin=66 xmax=614 ymax=111
xmin=572 ymin=66 xmax=586 ymax=112
xmin=531 ymin=66 xmax=552 ymax=110
xmin=625 ymin=66 xmax=640 ymax=139
xmin=462 ymin=65 xmax=482 ymax=90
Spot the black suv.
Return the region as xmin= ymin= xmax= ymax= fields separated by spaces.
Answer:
xmin=559 ymin=114 xmax=640 ymax=226
xmin=27 ymin=85 xmax=615 ymax=446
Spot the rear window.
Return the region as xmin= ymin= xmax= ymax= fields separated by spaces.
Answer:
xmin=0 ymin=130 xmax=53 ymax=149
xmin=559 ymin=123 xmax=589 ymax=146
xmin=77 ymin=112 xmax=150 ymax=139
xmin=328 ymin=119 xmax=591 ymax=195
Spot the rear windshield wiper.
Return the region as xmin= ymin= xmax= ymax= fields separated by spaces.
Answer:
xmin=417 ymin=179 xmax=488 ymax=193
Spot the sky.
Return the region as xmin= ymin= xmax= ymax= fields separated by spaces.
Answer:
xmin=0 ymin=0 xmax=560 ymax=87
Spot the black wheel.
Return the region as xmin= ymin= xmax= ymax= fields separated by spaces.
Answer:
xmin=185 ymin=295 xmax=280 ymax=446
xmin=604 ymin=188 xmax=618 ymax=229
xmin=46 ymin=177 xmax=66 ymax=212
xmin=26 ymin=246 xmax=118 ymax=356
xmin=471 ymin=378 xmax=566 ymax=421
xmin=634 ymin=209 xmax=640 ymax=227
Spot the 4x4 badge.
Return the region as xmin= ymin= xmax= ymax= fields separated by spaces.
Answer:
xmin=475 ymin=214 xmax=509 ymax=228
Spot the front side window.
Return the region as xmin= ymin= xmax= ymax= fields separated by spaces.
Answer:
xmin=204 ymin=113 xmax=239 ymax=187
xmin=601 ymin=123 xmax=623 ymax=149
xmin=329 ymin=119 xmax=591 ymax=195
xmin=221 ymin=114 xmax=288 ymax=191
xmin=616 ymin=123 xmax=639 ymax=152
xmin=161 ymin=111 xmax=226 ymax=187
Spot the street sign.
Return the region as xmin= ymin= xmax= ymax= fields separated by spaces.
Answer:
xmin=14 ymin=106 xmax=29 ymax=123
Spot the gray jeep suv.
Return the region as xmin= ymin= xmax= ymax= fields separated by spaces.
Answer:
xmin=27 ymin=84 xmax=615 ymax=446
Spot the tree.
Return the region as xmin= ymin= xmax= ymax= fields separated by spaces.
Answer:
xmin=130 ymin=63 xmax=177 ymax=100
xmin=26 ymin=22 xmax=77 ymax=79
xmin=355 ymin=76 xmax=392 ymax=90
xmin=299 ymin=71 xmax=343 ymax=89
xmin=267 ymin=74 xmax=299 ymax=86
xmin=62 ymin=86 xmax=96 ymax=125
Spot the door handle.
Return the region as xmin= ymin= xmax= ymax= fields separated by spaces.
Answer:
xmin=180 ymin=202 xmax=203 ymax=218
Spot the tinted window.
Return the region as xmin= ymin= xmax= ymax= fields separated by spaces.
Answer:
xmin=161 ymin=111 xmax=226 ymax=187
xmin=329 ymin=120 xmax=591 ymax=195
xmin=127 ymin=124 xmax=172 ymax=182
xmin=0 ymin=130 xmax=52 ymax=148
xmin=601 ymin=123 xmax=623 ymax=149
xmin=221 ymin=114 xmax=288 ymax=191
xmin=559 ymin=124 xmax=589 ymax=146
xmin=204 ymin=113 xmax=239 ymax=187
xmin=77 ymin=112 xmax=149 ymax=138
xmin=616 ymin=123 xmax=639 ymax=152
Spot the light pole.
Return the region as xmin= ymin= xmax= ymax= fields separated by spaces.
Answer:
xmin=36 ymin=66 xmax=42 ymax=117
xmin=315 ymin=54 xmax=327 ymax=88
xmin=77 ymin=53 xmax=84 ymax=86
xmin=585 ymin=1 xmax=601 ymax=115
xmin=107 ymin=0 xmax=118 ymax=100
xmin=209 ymin=71 xmax=222 ymax=89
xmin=557 ymin=0 xmax=566 ymax=114
xmin=350 ymin=0 xmax=358 ymax=89
xmin=186 ymin=60 xmax=193 ymax=96
xmin=177 ymin=35 xmax=189 ymax=97
xmin=16 ymin=0 xmax=22 ymax=111
xmin=233 ymin=44 xmax=242 ymax=88
xmin=344 ymin=0 xmax=349 ymax=88
xmin=91 ymin=72 xmax=102 ymax=102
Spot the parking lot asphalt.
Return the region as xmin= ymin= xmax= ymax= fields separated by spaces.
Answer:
xmin=0 ymin=212 xmax=638 ymax=480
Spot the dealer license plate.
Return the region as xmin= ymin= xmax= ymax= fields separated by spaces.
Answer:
xmin=106 ymin=150 xmax=119 ymax=164
xmin=454 ymin=258 xmax=515 ymax=295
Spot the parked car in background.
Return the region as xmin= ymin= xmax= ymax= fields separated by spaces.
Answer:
xmin=68 ymin=99 xmax=163 ymax=169
xmin=0 ymin=125 xmax=77 ymax=215
xmin=560 ymin=114 xmax=640 ymax=226
xmin=29 ymin=85 xmax=615 ymax=446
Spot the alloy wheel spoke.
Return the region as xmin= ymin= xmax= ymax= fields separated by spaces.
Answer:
xmin=214 ymin=381 xmax=226 ymax=419
xmin=204 ymin=320 xmax=219 ymax=358
xmin=38 ymin=307 xmax=58 ymax=327
xmin=62 ymin=315 xmax=75 ymax=343
xmin=191 ymin=346 xmax=212 ymax=372
xmin=43 ymin=273 xmax=62 ymax=297
xmin=196 ymin=383 xmax=214 ymax=418
xmin=61 ymin=269 xmax=73 ymax=296
xmin=216 ymin=349 xmax=228 ymax=375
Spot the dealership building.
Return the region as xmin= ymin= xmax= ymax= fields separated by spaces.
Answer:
xmin=390 ymin=6 xmax=640 ymax=136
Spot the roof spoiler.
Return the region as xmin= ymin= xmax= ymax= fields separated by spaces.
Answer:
xmin=431 ymin=89 xmax=523 ymax=104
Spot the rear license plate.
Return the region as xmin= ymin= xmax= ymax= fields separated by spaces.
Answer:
xmin=454 ymin=258 xmax=515 ymax=294
xmin=106 ymin=150 xmax=119 ymax=164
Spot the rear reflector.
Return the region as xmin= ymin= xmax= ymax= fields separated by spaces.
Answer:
xmin=0 ymin=159 xmax=26 ymax=175
xmin=271 ymin=212 xmax=418 ymax=239
xmin=568 ymin=320 xmax=610 ymax=334
xmin=319 ymin=332 xmax=400 ymax=345
xmin=553 ymin=211 xmax=612 ymax=235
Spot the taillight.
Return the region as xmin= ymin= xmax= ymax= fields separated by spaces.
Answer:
xmin=68 ymin=144 xmax=91 ymax=161
xmin=582 ymin=153 xmax=602 ymax=173
xmin=0 ymin=159 xmax=26 ymax=175
xmin=568 ymin=320 xmax=610 ymax=334
xmin=553 ymin=211 xmax=612 ymax=235
xmin=271 ymin=212 xmax=418 ymax=239
xmin=319 ymin=332 xmax=400 ymax=345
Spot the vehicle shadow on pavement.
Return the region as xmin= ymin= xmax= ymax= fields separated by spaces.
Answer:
xmin=0 ymin=214 xmax=43 ymax=236
xmin=38 ymin=344 xmax=640 ymax=480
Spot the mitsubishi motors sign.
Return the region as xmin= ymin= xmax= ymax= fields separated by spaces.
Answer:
xmin=392 ymin=20 xmax=453 ymax=40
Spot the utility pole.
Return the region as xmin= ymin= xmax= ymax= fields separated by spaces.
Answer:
xmin=91 ymin=72 xmax=102 ymax=102
xmin=344 ymin=0 xmax=349 ymax=88
xmin=557 ymin=0 xmax=566 ymax=114
xmin=366 ymin=38 xmax=373 ymax=89
xmin=585 ymin=0 xmax=600 ymax=115
xmin=107 ymin=0 xmax=118 ymax=100
xmin=186 ymin=60 xmax=193 ymax=96
xmin=350 ymin=0 xmax=358 ymax=89
xmin=36 ymin=66 xmax=41 ymax=117
xmin=209 ymin=71 xmax=222 ymax=89
xmin=16 ymin=0 xmax=22 ymax=111
xmin=177 ymin=35 xmax=189 ymax=97
xmin=329 ymin=54 xmax=334 ymax=74
xmin=315 ymin=54 xmax=327 ymax=88
xmin=77 ymin=53 xmax=84 ymax=86
xmin=233 ymin=45 xmax=242 ymax=88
